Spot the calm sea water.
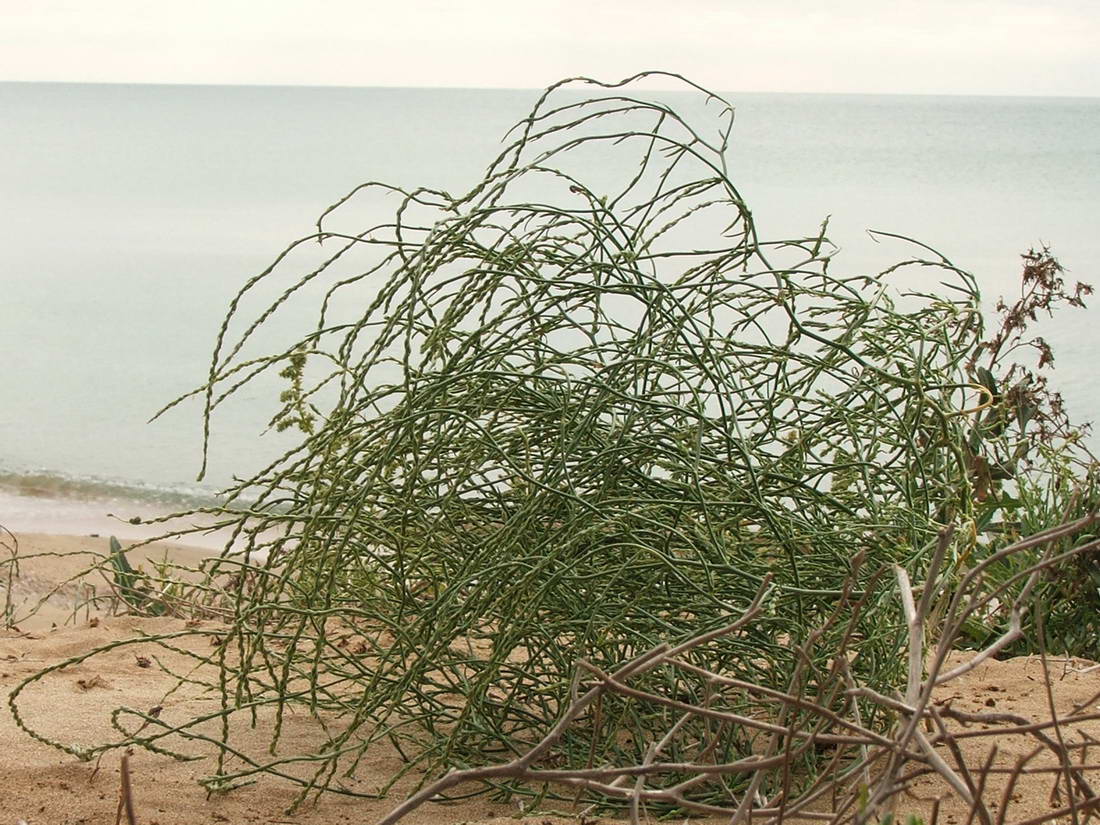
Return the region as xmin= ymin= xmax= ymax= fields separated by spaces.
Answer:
xmin=1 ymin=82 xmax=1097 ymax=531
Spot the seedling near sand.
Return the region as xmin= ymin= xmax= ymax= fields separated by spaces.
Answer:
xmin=3 ymin=74 xmax=1098 ymax=823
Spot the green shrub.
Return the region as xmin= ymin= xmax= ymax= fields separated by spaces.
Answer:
xmin=14 ymin=73 xmax=1096 ymax=812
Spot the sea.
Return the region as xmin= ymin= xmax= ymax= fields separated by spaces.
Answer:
xmin=1 ymin=82 xmax=1097 ymax=542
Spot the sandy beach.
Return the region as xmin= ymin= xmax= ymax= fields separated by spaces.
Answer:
xmin=3 ymin=8 xmax=1097 ymax=823
xmin=3 ymin=531 xmax=1100 ymax=825
xmin=0 ymin=533 xmax=565 ymax=825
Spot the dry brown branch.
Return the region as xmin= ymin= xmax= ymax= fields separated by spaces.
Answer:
xmin=378 ymin=514 xmax=1100 ymax=825
xmin=115 ymin=752 xmax=138 ymax=825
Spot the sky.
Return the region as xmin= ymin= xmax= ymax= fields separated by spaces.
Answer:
xmin=1 ymin=0 xmax=1098 ymax=97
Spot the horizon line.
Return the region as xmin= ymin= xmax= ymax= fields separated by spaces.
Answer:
xmin=3 ymin=77 xmax=1098 ymax=102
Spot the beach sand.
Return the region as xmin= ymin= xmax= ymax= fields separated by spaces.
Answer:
xmin=3 ymin=532 xmax=1100 ymax=825
xmin=0 ymin=533 xmax=545 ymax=825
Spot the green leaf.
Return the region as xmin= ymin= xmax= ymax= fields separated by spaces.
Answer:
xmin=975 ymin=366 xmax=999 ymax=397
xmin=108 ymin=536 xmax=147 ymax=610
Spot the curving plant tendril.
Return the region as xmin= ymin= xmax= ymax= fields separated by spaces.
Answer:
xmin=6 ymin=73 xmax=1096 ymax=813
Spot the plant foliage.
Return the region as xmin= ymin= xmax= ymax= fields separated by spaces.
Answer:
xmin=8 ymin=73 xmax=1096 ymax=811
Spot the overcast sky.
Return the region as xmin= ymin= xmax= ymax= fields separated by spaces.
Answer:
xmin=2 ymin=0 xmax=1097 ymax=96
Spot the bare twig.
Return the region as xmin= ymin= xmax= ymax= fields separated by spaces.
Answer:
xmin=376 ymin=514 xmax=1100 ymax=825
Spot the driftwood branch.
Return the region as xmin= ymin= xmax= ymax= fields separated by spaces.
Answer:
xmin=380 ymin=514 xmax=1100 ymax=825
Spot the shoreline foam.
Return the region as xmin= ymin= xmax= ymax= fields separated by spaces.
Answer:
xmin=0 ymin=478 xmax=234 ymax=551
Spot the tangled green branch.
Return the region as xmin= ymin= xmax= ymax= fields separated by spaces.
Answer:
xmin=8 ymin=73 xmax=1096 ymax=813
